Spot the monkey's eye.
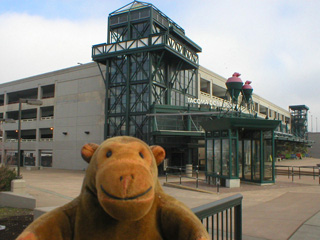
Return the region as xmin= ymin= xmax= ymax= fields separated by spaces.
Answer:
xmin=139 ymin=152 xmax=144 ymax=159
xmin=106 ymin=151 xmax=112 ymax=158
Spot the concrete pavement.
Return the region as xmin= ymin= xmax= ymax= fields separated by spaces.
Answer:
xmin=18 ymin=157 xmax=320 ymax=240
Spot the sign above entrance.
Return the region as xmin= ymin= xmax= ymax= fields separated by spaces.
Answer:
xmin=187 ymin=97 xmax=224 ymax=108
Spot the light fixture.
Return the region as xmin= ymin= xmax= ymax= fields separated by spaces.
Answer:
xmin=62 ymin=132 xmax=68 ymax=135
xmin=50 ymin=127 xmax=54 ymax=130
xmin=84 ymin=131 xmax=90 ymax=134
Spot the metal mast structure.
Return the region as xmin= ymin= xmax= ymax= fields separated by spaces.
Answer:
xmin=92 ymin=1 xmax=202 ymax=143
xmin=289 ymin=105 xmax=309 ymax=139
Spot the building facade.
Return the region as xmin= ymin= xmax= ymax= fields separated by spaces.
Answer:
xmin=0 ymin=60 xmax=292 ymax=171
xmin=0 ymin=1 xmax=305 ymax=186
xmin=0 ymin=63 xmax=105 ymax=170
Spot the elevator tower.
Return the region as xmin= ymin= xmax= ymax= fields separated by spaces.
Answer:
xmin=92 ymin=1 xmax=202 ymax=143
xmin=289 ymin=105 xmax=309 ymax=139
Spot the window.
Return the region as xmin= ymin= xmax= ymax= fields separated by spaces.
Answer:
xmin=24 ymin=151 xmax=36 ymax=166
xmin=40 ymin=151 xmax=52 ymax=167
xmin=200 ymin=78 xmax=210 ymax=94
xmin=5 ymin=151 xmax=17 ymax=165
xmin=7 ymin=88 xmax=38 ymax=104
xmin=206 ymin=140 xmax=213 ymax=174
xmin=41 ymin=85 xmax=55 ymax=99
xmin=0 ymin=95 xmax=4 ymax=106
xmin=40 ymin=128 xmax=53 ymax=140
xmin=41 ymin=106 xmax=54 ymax=119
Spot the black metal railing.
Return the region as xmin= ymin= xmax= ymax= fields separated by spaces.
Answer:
xmin=275 ymin=165 xmax=320 ymax=183
xmin=165 ymin=165 xmax=222 ymax=192
xmin=165 ymin=165 xmax=205 ymax=188
xmin=192 ymin=194 xmax=243 ymax=240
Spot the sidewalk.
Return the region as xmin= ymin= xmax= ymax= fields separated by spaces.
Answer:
xmin=289 ymin=211 xmax=320 ymax=240
xmin=19 ymin=157 xmax=320 ymax=240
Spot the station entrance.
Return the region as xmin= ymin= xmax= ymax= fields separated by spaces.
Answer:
xmin=201 ymin=117 xmax=280 ymax=187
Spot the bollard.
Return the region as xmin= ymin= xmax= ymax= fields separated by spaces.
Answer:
xmin=317 ymin=164 xmax=320 ymax=185
xmin=196 ymin=170 xmax=199 ymax=188
xmin=179 ymin=168 xmax=182 ymax=185
xmin=292 ymin=167 xmax=294 ymax=182
xmin=299 ymin=167 xmax=301 ymax=179
xmin=166 ymin=172 xmax=168 ymax=183
xmin=288 ymin=167 xmax=290 ymax=179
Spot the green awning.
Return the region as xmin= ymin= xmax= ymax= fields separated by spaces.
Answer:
xmin=151 ymin=130 xmax=204 ymax=137
xmin=201 ymin=117 xmax=281 ymax=131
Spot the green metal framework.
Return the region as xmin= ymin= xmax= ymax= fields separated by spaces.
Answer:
xmin=289 ymin=105 xmax=309 ymax=139
xmin=92 ymin=1 xmax=201 ymax=142
xmin=202 ymin=118 xmax=280 ymax=184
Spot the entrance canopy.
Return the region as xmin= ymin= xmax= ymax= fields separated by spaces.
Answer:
xmin=201 ymin=117 xmax=281 ymax=187
xmin=201 ymin=117 xmax=281 ymax=132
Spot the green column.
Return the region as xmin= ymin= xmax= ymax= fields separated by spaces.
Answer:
xmin=187 ymin=105 xmax=191 ymax=131
xmin=272 ymin=131 xmax=275 ymax=182
xmin=229 ymin=129 xmax=232 ymax=179
xmin=260 ymin=130 xmax=263 ymax=183
xmin=126 ymin=56 xmax=130 ymax=135
xmin=104 ymin=61 xmax=110 ymax=139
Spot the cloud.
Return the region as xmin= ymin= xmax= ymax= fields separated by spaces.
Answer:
xmin=0 ymin=12 xmax=106 ymax=82
xmin=0 ymin=0 xmax=320 ymax=131
xmin=178 ymin=0 xmax=320 ymax=122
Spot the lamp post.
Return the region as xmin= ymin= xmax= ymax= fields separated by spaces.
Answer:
xmin=17 ymin=98 xmax=43 ymax=178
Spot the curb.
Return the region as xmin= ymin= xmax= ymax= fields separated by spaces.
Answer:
xmin=163 ymin=182 xmax=215 ymax=194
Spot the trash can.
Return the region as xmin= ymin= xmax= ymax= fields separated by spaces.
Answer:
xmin=186 ymin=164 xmax=193 ymax=177
xmin=163 ymin=159 xmax=168 ymax=172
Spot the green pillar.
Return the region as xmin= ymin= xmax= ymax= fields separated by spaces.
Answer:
xmin=260 ymin=130 xmax=263 ymax=183
xmin=229 ymin=129 xmax=232 ymax=179
xmin=187 ymin=105 xmax=191 ymax=131
xmin=104 ymin=61 xmax=110 ymax=140
xmin=272 ymin=131 xmax=275 ymax=182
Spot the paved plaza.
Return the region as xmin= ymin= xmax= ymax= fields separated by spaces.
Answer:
xmin=19 ymin=158 xmax=320 ymax=240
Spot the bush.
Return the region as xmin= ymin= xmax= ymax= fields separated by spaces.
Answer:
xmin=0 ymin=166 xmax=17 ymax=191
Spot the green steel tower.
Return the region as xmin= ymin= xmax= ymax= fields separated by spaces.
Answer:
xmin=289 ymin=105 xmax=309 ymax=139
xmin=92 ymin=1 xmax=201 ymax=143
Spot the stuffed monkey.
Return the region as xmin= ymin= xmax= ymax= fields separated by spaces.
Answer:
xmin=17 ymin=136 xmax=209 ymax=240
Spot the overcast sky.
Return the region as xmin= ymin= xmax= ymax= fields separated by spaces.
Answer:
xmin=1 ymin=0 xmax=319 ymax=131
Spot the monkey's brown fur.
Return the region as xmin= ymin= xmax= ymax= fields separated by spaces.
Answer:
xmin=17 ymin=136 xmax=209 ymax=240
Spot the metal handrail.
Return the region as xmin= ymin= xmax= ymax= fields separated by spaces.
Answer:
xmin=192 ymin=194 xmax=243 ymax=240
xmin=165 ymin=165 xmax=221 ymax=191
xmin=275 ymin=165 xmax=320 ymax=183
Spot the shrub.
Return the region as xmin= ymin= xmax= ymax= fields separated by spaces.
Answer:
xmin=0 ymin=166 xmax=17 ymax=191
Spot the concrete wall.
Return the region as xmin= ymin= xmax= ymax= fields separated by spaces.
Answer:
xmin=53 ymin=64 xmax=105 ymax=169
xmin=308 ymin=132 xmax=320 ymax=158
xmin=0 ymin=63 xmax=106 ymax=170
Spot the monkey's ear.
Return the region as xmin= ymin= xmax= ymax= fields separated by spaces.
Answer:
xmin=150 ymin=145 xmax=166 ymax=166
xmin=81 ymin=143 xmax=99 ymax=163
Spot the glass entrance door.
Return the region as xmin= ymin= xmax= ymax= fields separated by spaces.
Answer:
xmin=239 ymin=140 xmax=243 ymax=178
xmin=252 ymin=139 xmax=261 ymax=181
xmin=243 ymin=140 xmax=252 ymax=180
